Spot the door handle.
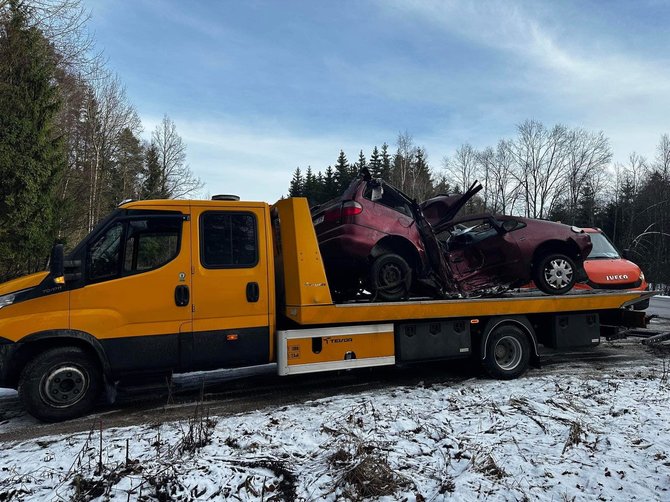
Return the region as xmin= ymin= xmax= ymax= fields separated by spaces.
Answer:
xmin=246 ymin=282 xmax=260 ymax=303
xmin=175 ymin=285 xmax=190 ymax=307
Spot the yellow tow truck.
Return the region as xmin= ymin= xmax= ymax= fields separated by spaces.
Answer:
xmin=0 ymin=197 xmax=653 ymax=421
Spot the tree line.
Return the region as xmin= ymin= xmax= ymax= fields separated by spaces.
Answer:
xmin=287 ymin=123 xmax=670 ymax=287
xmin=0 ymin=0 xmax=201 ymax=281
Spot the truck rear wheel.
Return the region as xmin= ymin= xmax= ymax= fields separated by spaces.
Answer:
xmin=483 ymin=324 xmax=530 ymax=379
xmin=18 ymin=347 xmax=102 ymax=422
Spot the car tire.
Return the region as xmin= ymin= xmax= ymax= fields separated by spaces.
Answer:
xmin=534 ymin=253 xmax=577 ymax=295
xmin=370 ymin=253 xmax=412 ymax=302
xmin=483 ymin=324 xmax=531 ymax=380
xmin=18 ymin=347 xmax=102 ymax=422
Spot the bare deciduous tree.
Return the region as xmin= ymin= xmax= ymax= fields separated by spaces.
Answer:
xmin=510 ymin=120 xmax=569 ymax=218
xmin=563 ymin=128 xmax=612 ymax=224
xmin=151 ymin=115 xmax=202 ymax=199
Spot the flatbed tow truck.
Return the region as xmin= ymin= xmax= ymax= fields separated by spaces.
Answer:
xmin=0 ymin=197 xmax=655 ymax=421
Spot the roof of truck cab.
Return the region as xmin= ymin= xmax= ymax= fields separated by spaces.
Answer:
xmin=120 ymin=199 xmax=269 ymax=210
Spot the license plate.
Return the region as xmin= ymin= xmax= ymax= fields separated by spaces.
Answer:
xmin=313 ymin=215 xmax=324 ymax=225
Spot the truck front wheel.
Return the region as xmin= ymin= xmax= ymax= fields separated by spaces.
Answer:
xmin=18 ymin=347 xmax=102 ymax=422
xmin=483 ymin=324 xmax=530 ymax=380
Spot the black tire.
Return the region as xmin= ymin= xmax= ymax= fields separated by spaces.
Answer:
xmin=370 ymin=253 xmax=412 ymax=302
xmin=483 ymin=324 xmax=531 ymax=380
xmin=534 ymin=253 xmax=577 ymax=295
xmin=18 ymin=347 xmax=102 ymax=422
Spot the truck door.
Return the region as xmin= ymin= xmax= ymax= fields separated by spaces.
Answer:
xmin=189 ymin=205 xmax=271 ymax=370
xmin=70 ymin=210 xmax=192 ymax=375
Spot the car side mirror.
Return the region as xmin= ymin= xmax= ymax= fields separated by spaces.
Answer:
xmin=622 ymin=248 xmax=631 ymax=260
xmin=49 ymin=244 xmax=65 ymax=282
xmin=371 ymin=185 xmax=383 ymax=202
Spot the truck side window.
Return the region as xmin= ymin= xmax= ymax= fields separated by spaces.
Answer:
xmin=123 ymin=218 xmax=181 ymax=274
xmin=88 ymin=222 xmax=123 ymax=282
xmin=201 ymin=212 xmax=258 ymax=268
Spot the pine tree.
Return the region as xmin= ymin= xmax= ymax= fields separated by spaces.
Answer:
xmin=289 ymin=167 xmax=304 ymax=197
xmin=303 ymin=166 xmax=317 ymax=202
xmin=334 ymin=150 xmax=351 ymax=191
xmin=0 ymin=1 xmax=67 ymax=279
xmin=354 ymin=149 xmax=366 ymax=174
xmin=323 ymin=165 xmax=337 ymax=199
xmin=141 ymin=144 xmax=164 ymax=199
xmin=112 ymin=127 xmax=144 ymax=204
xmin=410 ymin=147 xmax=433 ymax=200
xmin=380 ymin=143 xmax=391 ymax=180
xmin=369 ymin=146 xmax=381 ymax=178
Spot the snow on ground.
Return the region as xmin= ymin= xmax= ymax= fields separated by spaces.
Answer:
xmin=0 ymin=388 xmax=17 ymax=398
xmin=1 ymin=351 xmax=670 ymax=501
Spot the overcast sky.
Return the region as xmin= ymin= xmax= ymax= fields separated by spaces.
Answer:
xmin=84 ymin=0 xmax=670 ymax=201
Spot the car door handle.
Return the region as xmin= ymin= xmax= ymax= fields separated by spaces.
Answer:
xmin=175 ymin=285 xmax=190 ymax=307
xmin=246 ymin=282 xmax=260 ymax=303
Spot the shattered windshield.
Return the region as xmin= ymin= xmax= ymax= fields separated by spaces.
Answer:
xmin=588 ymin=232 xmax=620 ymax=259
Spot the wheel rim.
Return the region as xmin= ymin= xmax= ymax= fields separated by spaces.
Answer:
xmin=40 ymin=365 xmax=89 ymax=408
xmin=494 ymin=336 xmax=523 ymax=371
xmin=378 ymin=262 xmax=405 ymax=294
xmin=543 ymin=258 xmax=573 ymax=289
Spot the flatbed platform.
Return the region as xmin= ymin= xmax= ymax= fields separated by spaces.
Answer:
xmin=285 ymin=290 xmax=655 ymax=325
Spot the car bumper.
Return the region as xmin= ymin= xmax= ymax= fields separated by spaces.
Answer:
xmin=574 ymin=278 xmax=646 ymax=291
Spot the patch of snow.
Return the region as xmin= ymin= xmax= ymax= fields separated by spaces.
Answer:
xmin=0 ymin=388 xmax=17 ymax=398
xmin=1 ymin=352 xmax=670 ymax=500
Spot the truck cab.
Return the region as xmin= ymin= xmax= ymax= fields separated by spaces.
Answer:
xmin=0 ymin=199 xmax=277 ymax=421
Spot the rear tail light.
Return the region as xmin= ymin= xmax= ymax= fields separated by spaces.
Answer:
xmin=322 ymin=200 xmax=363 ymax=224
xmin=341 ymin=200 xmax=363 ymax=217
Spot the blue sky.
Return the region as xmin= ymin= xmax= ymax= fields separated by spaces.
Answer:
xmin=84 ymin=0 xmax=670 ymax=201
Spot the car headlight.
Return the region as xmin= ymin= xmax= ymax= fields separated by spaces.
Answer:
xmin=640 ymin=271 xmax=645 ymax=282
xmin=571 ymin=226 xmax=583 ymax=233
xmin=0 ymin=293 xmax=16 ymax=309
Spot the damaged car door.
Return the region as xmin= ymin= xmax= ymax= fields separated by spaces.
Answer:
xmin=438 ymin=216 xmax=524 ymax=291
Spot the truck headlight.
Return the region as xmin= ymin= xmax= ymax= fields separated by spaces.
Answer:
xmin=0 ymin=293 xmax=16 ymax=309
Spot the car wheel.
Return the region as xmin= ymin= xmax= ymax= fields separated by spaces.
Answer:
xmin=534 ymin=253 xmax=577 ymax=295
xmin=18 ymin=347 xmax=102 ymax=422
xmin=370 ymin=253 xmax=412 ymax=302
xmin=483 ymin=324 xmax=531 ymax=379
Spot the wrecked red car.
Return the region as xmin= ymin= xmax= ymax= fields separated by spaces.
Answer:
xmin=311 ymin=170 xmax=592 ymax=301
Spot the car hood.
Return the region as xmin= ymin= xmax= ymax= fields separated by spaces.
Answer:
xmin=584 ymin=259 xmax=642 ymax=284
xmin=420 ymin=181 xmax=483 ymax=227
xmin=0 ymin=272 xmax=49 ymax=297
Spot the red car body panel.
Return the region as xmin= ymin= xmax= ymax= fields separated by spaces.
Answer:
xmin=439 ymin=214 xmax=592 ymax=291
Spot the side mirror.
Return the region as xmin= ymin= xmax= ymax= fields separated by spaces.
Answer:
xmin=622 ymin=248 xmax=631 ymax=260
xmin=371 ymin=186 xmax=383 ymax=202
xmin=49 ymin=244 xmax=65 ymax=282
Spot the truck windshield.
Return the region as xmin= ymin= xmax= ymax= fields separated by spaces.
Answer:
xmin=67 ymin=209 xmax=122 ymax=257
xmin=588 ymin=232 xmax=620 ymax=259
